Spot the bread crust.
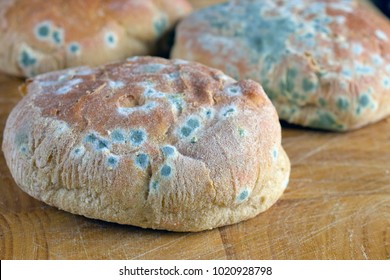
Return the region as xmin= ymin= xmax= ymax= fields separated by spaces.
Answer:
xmin=172 ymin=0 xmax=390 ymax=131
xmin=0 ymin=0 xmax=191 ymax=77
xmin=2 ymin=56 xmax=290 ymax=231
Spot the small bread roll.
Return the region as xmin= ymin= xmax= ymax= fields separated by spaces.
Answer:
xmin=2 ymin=57 xmax=290 ymax=232
xmin=0 ymin=0 xmax=191 ymax=77
xmin=171 ymin=0 xmax=390 ymax=131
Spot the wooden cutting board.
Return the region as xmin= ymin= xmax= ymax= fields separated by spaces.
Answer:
xmin=1 ymin=0 xmax=390 ymax=260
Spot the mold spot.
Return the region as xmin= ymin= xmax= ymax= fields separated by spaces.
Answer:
xmin=187 ymin=117 xmax=200 ymax=129
xmin=107 ymin=154 xmax=119 ymax=168
xmin=336 ymin=97 xmax=349 ymax=110
xmin=375 ymin=29 xmax=388 ymax=42
xmin=383 ymin=77 xmax=390 ymax=89
xmin=153 ymin=16 xmax=168 ymax=36
xmin=160 ymin=164 xmax=172 ymax=177
xmin=110 ymin=129 xmax=125 ymax=143
xmin=359 ymin=94 xmax=370 ymax=107
xmin=15 ymin=132 xmax=29 ymax=153
xmin=302 ymin=78 xmax=316 ymax=92
xmin=371 ymin=54 xmax=383 ymax=65
xmin=136 ymin=63 xmax=166 ymax=74
xmin=166 ymin=72 xmax=180 ymax=81
xmin=203 ymin=108 xmax=214 ymax=119
xmin=129 ymin=129 xmax=147 ymax=146
xmin=150 ymin=180 xmax=159 ymax=191
xmin=161 ymin=145 xmax=176 ymax=157
xmin=97 ymin=139 xmax=110 ymax=150
xmin=35 ymin=22 xmax=50 ymax=38
xmin=168 ymin=94 xmax=184 ymax=114
xmin=180 ymin=126 xmax=192 ymax=138
xmin=54 ymin=121 xmax=69 ymax=134
xmin=309 ymin=111 xmax=343 ymax=130
xmin=238 ymin=128 xmax=246 ymax=137
xmin=75 ymin=68 xmax=96 ymax=76
xmin=318 ymin=97 xmax=327 ymax=107
xmin=105 ymin=32 xmax=117 ymax=48
xmin=20 ymin=50 xmax=36 ymax=67
xmin=355 ymin=64 xmax=373 ymax=76
xmin=225 ymin=85 xmax=242 ymax=96
xmin=84 ymin=133 xmax=110 ymax=150
xmin=173 ymin=59 xmax=189 ymax=65
xmin=72 ymin=146 xmax=85 ymax=157
xmin=341 ymin=68 xmax=352 ymax=78
xmin=279 ymin=68 xmax=298 ymax=95
xmin=68 ymin=42 xmax=80 ymax=54
xmin=109 ymin=80 xmax=125 ymax=89
xmin=329 ymin=2 xmax=353 ymax=13
xmin=126 ymin=56 xmax=139 ymax=62
xmin=237 ymin=189 xmax=250 ymax=202
xmin=85 ymin=133 xmax=99 ymax=143
xmin=55 ymin=78 xmax=83 ymax=94
xmin=179 ymin=116 xmax=201 ymax=138
xmin=271 ymin=146 xmax=278 ymax=161
xmin=191 ymin=136 xmax=198 ymax=143
xmin=220 ymin=105 xmax=237 ymax=118
xmin=351 ymin=43 xmax=363 ymax=55
xmin=52 ymin=29 xmax=64 ymax=45
xmin=144 ymin=87 xmax=165 ymax=99
xmin=135 ymin=153 xmax=149 ymax=170
xmin=117 ymin=101 xmax=157 ymax=116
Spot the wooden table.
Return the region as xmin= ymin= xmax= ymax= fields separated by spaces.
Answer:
xmin=1 ymin=0 xmax=390 ymax=260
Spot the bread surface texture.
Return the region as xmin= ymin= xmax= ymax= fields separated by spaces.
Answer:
xmin=2 ymin=56 xmax=290 ymax=231
xmin=0 ymin=0 xmax=191 ymax=77
xmin=171 ymin=0 xmax=390 ymax=131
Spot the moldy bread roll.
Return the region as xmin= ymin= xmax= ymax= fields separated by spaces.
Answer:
xmin=171 ymin=0 xmax=390 ymax=131
xmin=0 ymin=0 xmax=192 ymax=77
xmin=2 ymin=56 xmax=290 ymax=232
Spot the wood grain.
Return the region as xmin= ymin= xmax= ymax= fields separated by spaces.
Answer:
xmin=1 ymin=0 xmax=390 ymax=260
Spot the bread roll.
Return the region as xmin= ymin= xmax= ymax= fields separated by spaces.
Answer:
xmin=2 ymin=56 xmax=290 ymax=231
xmin=171 ymin=0 xmax=390 ymax=131
xmin=0 ymin=0 xmax=191 ymax=77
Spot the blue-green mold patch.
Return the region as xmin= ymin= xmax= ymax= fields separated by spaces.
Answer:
xmin=302 ymin=78 xmax=317 ymax=92
xmin=129 ymin=129 xmax=147 ymax=146
xmin=336 ymin=97 xmax=349 ymax=111
xmin=35 ymin=22 xmax=51 ymax=39
xmin=161 ymin=145 xmax=176 ymax=157
xmin=84 ymin=133 xmax=111 ymax=150
xmin=68 ymin=42 xmax=80 ymax=54
xmin=220 ymin=105 xmax=237 ymax=118
xmin=20 ymin=50 xmax=37 ymax=67
xmin=107 ymin=154 xmax=120 ymax=168
xmin=153 ymin=16 xmax=168 ymax=36
xmin=135 ymin=153 xmax=149 ymax=170
xmin=358 ymin=94 xmax=370 ymax=107
xmin=309 ymin=111 xmax=343 ymax=130
xmin=160 ymin=164 xmax=172 ymax=177
xmin=110 ymin=129 xmax=126 ymax=143
xmin=237 ymin=189 xmax=250 ymax=202
xmin=105 ymin=32 xmax=117 ymax=48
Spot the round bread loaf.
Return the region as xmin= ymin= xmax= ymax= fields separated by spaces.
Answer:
xmin=2 ymin=56 xmax=290 ymax=232
xmin=171 ymin=0 xmax=390 ymax=131
xmin=0 ymin=0 xmax=191 ymax=77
